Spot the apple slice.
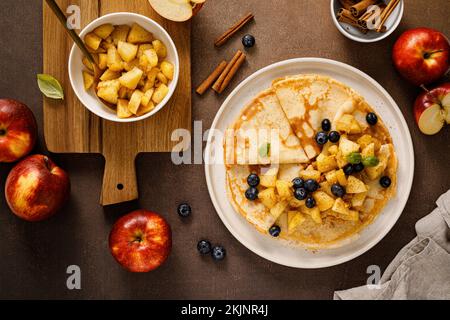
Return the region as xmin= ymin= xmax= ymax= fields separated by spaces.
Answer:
xmin=417 ymin=103 xmax=445 ymax=135
xmin=148 ymin=0 xmax=205 ymax=22
xmin=414 ymin=83 xmax=450 ymax=135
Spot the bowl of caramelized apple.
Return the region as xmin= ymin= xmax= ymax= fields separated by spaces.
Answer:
xmin=68 ymin=12 xmax=179 ymax=122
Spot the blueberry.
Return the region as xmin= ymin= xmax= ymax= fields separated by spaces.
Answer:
xmin=245 ymin=187 xmax=259 ymax=201
xmin=178 ymin=203 xmax=192 ymax=217
xmin=305 ymin=196 xmax=316 ymax=209
xmin=304 ymin=179 xmax=319 ymax=193
xmin=197 ymin=240 xmax=212 ymax=255
xmin=380 ymin=176 xmax=392 ymax=188
xmin=322 ymin=119 xmax=331 ymax=132
xmin=269 ymin=225 xmax=281 ymax=237
xmin=353 ymin=163 xmax=365 ymax=173
xmin=211 ymin=246 xmax=226 ymax=261
xmin=331 ymin=184 xmax=346 ymax=198
xmin=315 ymin=131 xmax=329 ymax=146
xmin=328 ymin=131 xmax=341 ymax=143
xmin=343 ymin=163 xmax=354 ymax=176
xmin=292 ymin=177 xmax=304 ymax=189
xmin=242 ymin=34 xmax=256 ymax=48
xmin=294 ymin=187 xmax=308 ymax=200
xmin=247 ymin=173 xmax=260 ymax=187
xmin=366 ymin=112 xmax=378 ymax=126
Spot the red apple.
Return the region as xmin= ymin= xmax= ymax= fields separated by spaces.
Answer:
xmin=0 ymin=99 xmax=37 ymax=163
xmin=414 ymin=83 xmax=450 ymax=135
xmin=5 ymin=155 xmax=70 ymax=222
xmin=109 ymin=209 xmax=172 ymax=272
xmin=393 ymin=28 xmax=450 ymax=86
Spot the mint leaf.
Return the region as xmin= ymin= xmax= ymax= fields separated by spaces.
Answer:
xmin=259 ymin=143 xmax=271 ymax=158
xmin=37 ymin=74 xmax=64 ymax=100
xmin=346 ymin=152 xmax=362 ymax=164
xmin=362 ymin=156 xmax=380 ymax=167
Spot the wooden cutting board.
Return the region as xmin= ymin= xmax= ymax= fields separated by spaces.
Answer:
xmin=43 ymin=0 xmax=191 ymax=206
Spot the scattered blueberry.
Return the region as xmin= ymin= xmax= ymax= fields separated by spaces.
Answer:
xmin=178 ymin=203 xmax=192 ymax=218
xmin=343 ymin=163 xmax=354 ymax=176
xmin=197 ymin=240 xmax=212 ymax=255
xmin=211 ymin=246 xmax=227 ymax=261
xmin=366 ymin=112 xmax=378 ymax=126
xmin=322 ymin=119 xmax=331 ymax=132
xmin=294 ymin=187 xmax=308 ymax=200
xmin=315 ymin=131 xmax=329 ymax=146
xmin=305 ymin=196 xmax=316 ymax=209
xmin=331 ymin=184 xmax=346 ymax=198
xmin=304 ymin=179 xmax=319 ymax=193
xmin=242 ymin=34 xmax=256 ymax=48
xmin=328 ymin=131 xmax=341 ymax=143
xmin=245 ymin=187 xmax=259 ymax=201
xmin=292 ymin=177 xmax=304 ymax=189
xmin=380 ymin=176 xmax=392 ymax=188
xmin=247 ymin=173 xmax=260 ymax=187
xmin=353 ymin=162 xmax=365 ymax=173
xmin=269 ymin=225 xmax=281 ymax=237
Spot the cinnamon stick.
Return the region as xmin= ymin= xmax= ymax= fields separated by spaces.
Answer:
xmin=214 ymin=13 xmax=254 ymax=47
xmin=337 ymin=8 xmax=369 ymax=34
xmin=350 ymin=0 xmax=378 ymax=17
xmin=337 ymin=8 xmax=353 ymax=19
xmin=376 ymin=0 xmax=400 ymax=32
xmin=213 ymin=50 xmax=243 ymax=92
xmin=217 ymin=53 xmax=246 ymax=93
xmin=358 ymin=3 xmax=386 ymax=29
xmin=338 ymin=15 xmax=369 ymax=34
xmin=339 ymin=0 xmax=357 ymax=10
xmin=196 ymin=60 xmax=228 ymax=95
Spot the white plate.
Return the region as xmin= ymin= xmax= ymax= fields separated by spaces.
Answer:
xmin=204 ymin=58 xmax=414 ymax=269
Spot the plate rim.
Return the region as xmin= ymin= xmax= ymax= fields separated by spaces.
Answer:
xmin=204 ymin=57 xmax=415 ymax=269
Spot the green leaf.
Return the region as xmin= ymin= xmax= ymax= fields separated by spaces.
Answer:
xmin=37 ymin=74 xmax=64 ymax=100
xmin=362 ymin=156 xmax=380 ymax=167
xmin=258 ymin=143 xmax=271 ymax=158
xmin=346 ymin=152 xmax=362 ymax=164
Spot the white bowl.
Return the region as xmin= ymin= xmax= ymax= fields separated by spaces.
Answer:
xmin=330 ymin=0 xmax=404 ymax=43
xmin=68 ymin=12 xmax=179 ymax=123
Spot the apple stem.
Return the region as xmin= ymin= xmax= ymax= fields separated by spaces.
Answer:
xmin=43 ymin=156 xmax=52 ymax=171
xmin=444 ymin=71 xmax=450 ymax=81
xmin=424 ymin=50 xmax=444 ymax=59
xmin=420 ymin=85 xmax=430 ymax=93
xmin=0 ymin=129 xmax=6 ymax=136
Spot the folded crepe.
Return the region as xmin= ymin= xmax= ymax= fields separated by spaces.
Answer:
xmin=224 ymin=89 xmax=310 ymax=165
xmin=273 ymin=74 xmax=371 ymax=159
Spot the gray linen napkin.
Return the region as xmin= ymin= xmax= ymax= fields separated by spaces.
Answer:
xmin=334 ymin=189 xmax=450 ymax=300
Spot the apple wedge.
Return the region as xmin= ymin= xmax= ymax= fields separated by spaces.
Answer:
xmin=148 ymin=0 xmax=205 ymax=22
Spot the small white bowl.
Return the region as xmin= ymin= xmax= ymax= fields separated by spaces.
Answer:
xmin=330 ymin=0 xmax=404 ymax=43
xmin=69 ymin=12 xmax=179 ymax=123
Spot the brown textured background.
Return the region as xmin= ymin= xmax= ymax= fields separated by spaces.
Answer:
xmin=0 ymin=0 xmax=449 ymax=299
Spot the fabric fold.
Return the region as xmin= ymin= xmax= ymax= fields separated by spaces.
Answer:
xmin=334 ymin=190 xmax=450 ymax=300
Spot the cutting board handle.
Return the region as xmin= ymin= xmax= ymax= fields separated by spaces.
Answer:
xmin=100 ymin=151 xmax=139 ymax=206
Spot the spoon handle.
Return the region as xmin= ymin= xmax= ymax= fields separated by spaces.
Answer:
xmin=44 ymin=0 xmax=96 ymax=64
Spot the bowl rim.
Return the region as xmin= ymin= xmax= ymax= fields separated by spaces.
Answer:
xmin=68 ymin=12 xmax=180 ymax=123
xmin=330 ymin=0 xmax=404 ymax=43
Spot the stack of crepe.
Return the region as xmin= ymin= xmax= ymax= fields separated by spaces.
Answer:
xmin=224 ymin=74 xmax=397 ymax=247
